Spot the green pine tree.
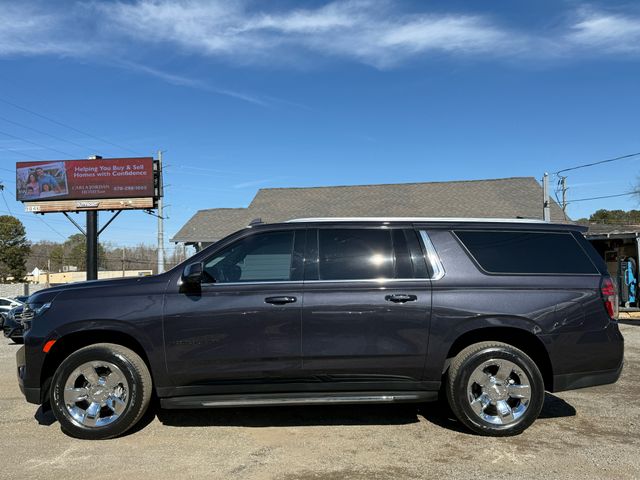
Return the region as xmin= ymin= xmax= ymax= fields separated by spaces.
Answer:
xmin=0 ymin=215 xmax=31 ymax=283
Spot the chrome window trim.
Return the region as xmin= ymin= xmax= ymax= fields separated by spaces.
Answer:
xmin=303 ymin=278 xmax=425 ymax=284
xmin=419 ymin=230 xmax=445 ymax=281
xmin=200 ymin=278 xmax=426 ymax=287
xmin=201 ymin=280 xmax=303 ymax=287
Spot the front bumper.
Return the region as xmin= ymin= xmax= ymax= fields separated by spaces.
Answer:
xmin=3 ymin=324 xmax=23 ymax=339
xmin=3 ymin=313 xmax=24 ymax=339
xmin=16 ymin=345 xmax=43 ymax=404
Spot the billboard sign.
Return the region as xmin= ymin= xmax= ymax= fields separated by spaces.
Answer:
xmin=16 ymin=158 xmax=155 ymax=203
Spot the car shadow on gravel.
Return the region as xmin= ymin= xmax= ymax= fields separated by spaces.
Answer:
xmin=618 ymin=320 xmax=640 ymax=326
xmin=155 ymin=393 xmax=576 ymax=434
xmin=157 ymin=403 xmax=423 ymax=428
xmin=418 ymin=392 xmax=576 ymax=434
xmin=538 ymin=392 xmax=576 ymax=419
xmin=32 ymin=393 xmax=576 ymax=436
xmin=33 ymin=396 xmax=162 ymax=437
xmin=34 ymin=404 xmax=56 ymax=426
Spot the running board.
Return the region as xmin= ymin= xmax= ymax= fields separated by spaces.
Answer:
xmin=160 ymin=391 xmax=437 ymax=409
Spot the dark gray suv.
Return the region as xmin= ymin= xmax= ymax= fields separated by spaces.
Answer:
xmin=17 ymin=218 xmax=624 ymax=439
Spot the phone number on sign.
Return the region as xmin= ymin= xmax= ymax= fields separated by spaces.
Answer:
xmin=113 ymin=186 xmax=149 ymax=192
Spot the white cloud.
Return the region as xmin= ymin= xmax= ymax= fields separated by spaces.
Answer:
xmin=0 ymin=4 xmax=77 ymax=56
xmin=1 ymin=1 xmax=640 ymax=95
xmin=93 ymin=0 xmax=518 ymax=67
xmin=3 ymin=1 xmax=640 ymax=65
xmin=567 ymin=10 xmax=640 ymax=53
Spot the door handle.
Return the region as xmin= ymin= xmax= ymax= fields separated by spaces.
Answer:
xmin=385 ymin=294 xmax=417 ymax=303
xmin=265 ymin=296 xmax=297 ymax=305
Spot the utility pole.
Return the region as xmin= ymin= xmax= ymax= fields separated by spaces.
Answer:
xmin=157 ymin=150 xmax=165 ymax=274
xmin=559 ymin=175 xmax=568 ymax=213
xmin=542 ymin=172 xmax=551 ymax=222
xmin=122 ymin=248 xmax=126 ymax=277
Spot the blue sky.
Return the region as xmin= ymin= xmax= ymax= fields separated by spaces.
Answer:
xmin=1 ymin=0 xmax=640 ymax=254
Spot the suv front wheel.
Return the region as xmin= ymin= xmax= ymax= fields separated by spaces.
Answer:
xmin=446 ymin=341 xmax=545 ymax=436
xmin=50 ymin=343 xmax=152 ymax=440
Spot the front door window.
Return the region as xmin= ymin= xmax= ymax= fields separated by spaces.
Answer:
xmin=203 ymin=231 xmax=295 ymax=283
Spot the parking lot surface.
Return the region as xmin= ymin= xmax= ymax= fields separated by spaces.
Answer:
xmin=1 ymin=323 xmax=639 ymax=480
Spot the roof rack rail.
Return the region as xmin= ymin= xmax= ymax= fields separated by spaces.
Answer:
xmin=286 ymin=217 xmax=549 ymax=224
xmin=248 ymin=218 xmax=263 ymax=226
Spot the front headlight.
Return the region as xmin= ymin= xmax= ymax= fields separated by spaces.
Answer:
xmin=22 ymin=302 xmax=52 ymax=320
xmin=21 ymin=302 xmax=51 ymax=333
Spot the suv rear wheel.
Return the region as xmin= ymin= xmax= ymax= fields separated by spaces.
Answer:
xmin=446 ymin=341 xmax=544 ymax=436
xmin=50 ymin=343 xmax=152 ymax=440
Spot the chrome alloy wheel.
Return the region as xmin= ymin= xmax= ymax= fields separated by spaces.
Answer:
xmin=63 ymin=361 xmax=129 ymax=428
xmin=466 ymin=359 xmax=532 ymax=425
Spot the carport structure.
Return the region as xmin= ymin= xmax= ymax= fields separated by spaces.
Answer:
xmin=585 ymin=223 xmax=640 ymax=310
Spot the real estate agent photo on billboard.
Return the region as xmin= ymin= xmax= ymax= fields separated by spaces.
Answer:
xmin=16 ymin=162 xmax=69 ymax=201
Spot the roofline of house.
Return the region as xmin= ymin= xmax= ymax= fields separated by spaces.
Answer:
xmin=252 ymin=176 xmax=538 ymax=193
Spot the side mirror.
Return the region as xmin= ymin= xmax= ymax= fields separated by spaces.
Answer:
xmin=181 ymin=262 xmax=204 ymax=288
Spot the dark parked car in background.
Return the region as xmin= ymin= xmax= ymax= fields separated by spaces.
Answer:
xmin=0 ymin=296 xmax=22 ymax=319
xmin=16 ymin=218 xmax=623 ymax=439
xmin=3 ymin=305 xmax=25 ymax=344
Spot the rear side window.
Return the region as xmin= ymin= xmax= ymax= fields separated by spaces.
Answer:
xmin=454 ymin=230 xmax=598 ymax=275
xmin=318 ymin=228 xmax=394 ymax=280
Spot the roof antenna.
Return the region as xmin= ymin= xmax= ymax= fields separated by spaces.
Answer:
xmin=249 ymin=218 xmax=263 ymax=226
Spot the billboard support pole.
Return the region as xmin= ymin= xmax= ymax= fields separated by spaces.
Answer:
xmin=98 ymin=210 xmax=122 ymax=235
xmin=86 ymin=210 xmax=98 ymax=281
xmin=62 ymin=212 xmax=86 ymax=235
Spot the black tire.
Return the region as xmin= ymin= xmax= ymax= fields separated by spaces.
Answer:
xmin=50 ymin=343 xmax=152 ymax=440
xmin=446 ymin=341 xmax=544 ymax=436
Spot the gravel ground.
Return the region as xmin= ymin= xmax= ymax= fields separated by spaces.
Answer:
xmin=1 ymin=323 xmax=639 ymax=480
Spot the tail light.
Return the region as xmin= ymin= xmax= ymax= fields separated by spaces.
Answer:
xmin=601 ymin=276 xmax=619 ymax=320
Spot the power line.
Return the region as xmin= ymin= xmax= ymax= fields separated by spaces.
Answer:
xmin=554 ymin=152 xmax=640 ymax=175
xmin=565 ymin=191 xmax=640 ymax=205
xmin=0 ymin=114 xmax=97 ymax=153
xmin=0 ymin=145 xmax=43 ymax=161
xmin=0 ymin=96 xmax=143 ymax=156
xmin=0 ymin=183 xmax=12 ymax=214
xmin=0 ymin=182 xmax=177 ymax=246
xmin=4 ymin=211 xmax=175 ymax=242
xmin=0 ymin=128 xmax=76 ymax=158
xmin=0 ymin=184 xmax=69 ymax=239
xmin=25 ymin=251 xmax=157 ymax=266
xmin=35 ymin=215 xmax=68 ymax=240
